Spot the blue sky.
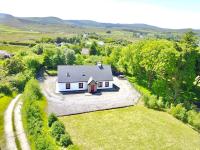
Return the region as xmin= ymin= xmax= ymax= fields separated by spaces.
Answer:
xmin=0 ymin=0 xmax=200 ymax=29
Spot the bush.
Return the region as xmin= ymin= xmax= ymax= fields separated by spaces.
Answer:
xmin=187 ymin=110 xmax=200 ymax=130
xmin=157 ymin=97 xmax=164 ymax=109
xmin=0 ymin=82 xmax=12 ymax=95
xmin=23 ymin=55 xmax=43 ymax=75
xmin=32 ymin=44 xmax=43 ymax=55
xmin=67 ymin=145 xmax=79 ymax=150
xmin=143 ymin=93 xmax=164 ymax=110
xmin=26 ymin=104 xmax=43 ymax=135
xmin=35 ymin=136 xmax=53 ymax=150
xmin=23 ymin=78 xmax=42 ymax=101
xmin=147 ymin=95 xmax=158 ymax=109
xmin=48 ymin=113 xmax=58 ymax=127
xmin=51 ymin=121 xmax=65 ymax=141
xmin=3 ymin=57 xmax=25 ymax=75
xmin=169 ymin=104 xmax=187 ymax=122
xmin=11 ymin=73 xmax=29 ymax=92
xmin=60 ymin=133 xmax=72 ymax=147
xmin=143 ymin=94 xmax=149 ymax=106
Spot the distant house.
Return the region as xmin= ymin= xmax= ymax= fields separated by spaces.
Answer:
xmin=0 ymin=50 xmax=12 ymax=59
xmin=97 ymin=41 xmax=104 ymax=46
xmin=56 ymin=63 xmax=113 ymax=93
xmin=81 ymin=48 xmax=90 ymax=55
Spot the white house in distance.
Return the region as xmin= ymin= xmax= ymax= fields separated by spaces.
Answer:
xmin=56 ymin=63 xmax=113 ymax=93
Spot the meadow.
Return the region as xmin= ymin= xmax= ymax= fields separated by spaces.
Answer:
xmin=60 ymin=106 xmax=200 ymax=150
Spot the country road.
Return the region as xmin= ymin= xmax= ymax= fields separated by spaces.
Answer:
xmin=4 ymin=94 xmax=30 ymax=150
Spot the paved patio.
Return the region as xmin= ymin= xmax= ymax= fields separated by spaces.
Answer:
xmin=40 ymin=76 xmax=141 ymax=116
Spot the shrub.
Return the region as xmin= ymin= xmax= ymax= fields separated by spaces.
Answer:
xmin=26 ymin=104 xmax=43 ymax=135
xmin=67 ymin=145 xmax=79 ymax=150
xmin=23 ymin=78 xmax=42 ymax=101
xmin=3 ymin=57 xmax=25 ymax=75
xmin=157 ymin=97 xmax=164 ymax=109
xmin=32 ymin=44 xmax=43 ymax=55
xmin=147 ymin=95 xmax=158 ymax=109
xmin=143 ymin=94 xmax=149 ymax=106
xmin=23 ymin=55 xmax=43 ymax=75
xmin=48 ymin=113 xmax=58 ymax=127
xmin=51 ymin=121 xmax=65 ymax=141
xmin=169 ymin=104 xmax=187 ymax=122
xmin=35 ymin=136 xmax=53 ymax=150
xmin=0 ymin=82 xmax=12 ymax=95
xmin=11 ymin=73 xmax=29 ymax=92
xmin=187 ymin=110 xmax=200 ymax=130
xmin=60 ymin=133 xmax=72 ymax=147
xmin=143 ymin=92 xmax=165 ymax=110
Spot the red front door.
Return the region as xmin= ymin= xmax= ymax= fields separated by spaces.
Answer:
xmin=91 ymin=85 xmax=95 ymax=93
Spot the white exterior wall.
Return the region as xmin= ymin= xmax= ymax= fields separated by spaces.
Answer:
xmin=56 ymin=81 xmax=113 ymax=92
xmin=97 ymin=81 xmax=113 ymax=89
xmin=56 ymin=82 xmax=87 ymax=92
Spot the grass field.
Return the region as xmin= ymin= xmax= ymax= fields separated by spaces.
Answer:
xmin=60 ymin=106 xmax=200 ymax=150
xmin=0 ymin=44 xmax=31 ymax=53
xmin=0 ymin=96 xmax=13 ymax=148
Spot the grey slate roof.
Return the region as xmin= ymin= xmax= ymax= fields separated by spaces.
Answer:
xmin=57 ymin=65 xmax=113 ymax=83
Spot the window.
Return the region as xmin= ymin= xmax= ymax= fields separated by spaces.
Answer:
xmin=105 ymin=82 xmax=109 ymax=87
xmin=66 ymin=83 xmax=70 ymax=89
xmin=79 ymin=83 xmax=83 ymax=88
xmin=98 ymin=82 xmax=102 ymax=87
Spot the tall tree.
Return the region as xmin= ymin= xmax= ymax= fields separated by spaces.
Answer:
xmin=90 ymin=41 xmax=98 ymax=55
xmin=64 ymin=49 xmax=76 ymax=65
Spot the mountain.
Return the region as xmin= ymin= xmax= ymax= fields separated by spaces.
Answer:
xmin=0 ymin=13 xmax=199 ymax=34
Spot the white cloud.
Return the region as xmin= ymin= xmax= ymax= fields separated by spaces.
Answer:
xmin=0 ymin=0 xmax=199 ymax=29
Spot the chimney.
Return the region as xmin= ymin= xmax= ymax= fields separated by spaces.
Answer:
xmin=66 ymin=72 xmax=70 ymax=77
xmin=97 ymin=62 xmax=103 ymax=69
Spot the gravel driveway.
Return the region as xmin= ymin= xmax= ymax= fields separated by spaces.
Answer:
xmin=40 ymin=76 xmax=140 ymax=116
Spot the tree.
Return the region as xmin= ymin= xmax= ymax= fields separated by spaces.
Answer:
xmin=90 ymin=42 xmax=98 ymax=55
xmin=32 ymin=44 xmax=43 ymax=55
xmin=64 ymin=49 xmax=76 ymax=65
xmin=178 ymin=31 xmax=199 ymax=93
xmin=3 ymin=57 xmax=25 ymax=75
xmin=23 ymin=55 xmax=43 ymax=75
xmin=75 ymin=54 xmax=84 ymax=65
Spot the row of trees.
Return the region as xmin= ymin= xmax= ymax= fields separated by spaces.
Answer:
xmin=109 ymin=31 xmax=199 ymax=106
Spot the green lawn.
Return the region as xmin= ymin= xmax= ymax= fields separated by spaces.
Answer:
xmin=60 ymin=106 xmax=200 ymax=150
xmin=0 ymin=96 xmax=13 ymax=148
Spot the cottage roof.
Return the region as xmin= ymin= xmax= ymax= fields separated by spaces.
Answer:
xmin=57 ymin=65 xmax=113 ymax=83
xmin=81 ymin=48 xmax=90 ymax=55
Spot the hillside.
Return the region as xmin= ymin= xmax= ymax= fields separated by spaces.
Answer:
xmin=0 ymin=13 xmax=199 ymax=35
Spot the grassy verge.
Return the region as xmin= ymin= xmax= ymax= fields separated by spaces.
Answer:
xmin=45 ymin=69 xmax=57 ymax=76
xmin=60 ymin=106 xmax=200 ymax=150
xmin=12 ymin=101 xmax=22 ymax=150
xmin=0 ymin=95 xmax=13 ymax=149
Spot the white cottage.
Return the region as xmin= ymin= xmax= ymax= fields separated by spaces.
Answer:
xmin=56 ymin=63 xmax=113 ymax=93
